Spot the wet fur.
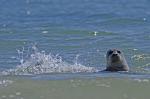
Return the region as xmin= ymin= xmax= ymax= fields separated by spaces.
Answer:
xmin=105 ymin=49 xmax=129 ymax=72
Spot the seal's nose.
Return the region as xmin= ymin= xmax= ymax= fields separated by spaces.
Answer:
xmin=112 ymin=54 xmax=118 ymax=56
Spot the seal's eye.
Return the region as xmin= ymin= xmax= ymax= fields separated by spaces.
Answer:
xmin=108 ymin=50 xmax=113 ymax=55
xmin=117 ymin=50 xmax=121 ymax=54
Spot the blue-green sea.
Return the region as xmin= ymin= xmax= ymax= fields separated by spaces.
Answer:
xmin=0 ymin=0 xmax=150 ymax=99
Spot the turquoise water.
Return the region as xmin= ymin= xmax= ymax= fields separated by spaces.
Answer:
xmin=0 ymin=0 xmax=150 ymax=98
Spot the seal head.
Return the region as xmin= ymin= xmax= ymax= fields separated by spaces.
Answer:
xmin=105 ymin=49 xmax=129 ymax=72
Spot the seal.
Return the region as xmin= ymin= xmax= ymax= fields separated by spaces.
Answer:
xmin=105 ymin=49 xmax=129 ymax=72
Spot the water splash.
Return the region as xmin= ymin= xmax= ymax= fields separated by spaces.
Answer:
xmin=3 ymin=45 xmax=98 ymax=75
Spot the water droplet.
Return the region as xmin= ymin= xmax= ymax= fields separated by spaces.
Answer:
xmin=16 ymin=92 xmax=21 ymax=96
xmin=133 ymin=49 xmax=138 ymax=51
xmin=94 ymin=31 xmax=98 ymax=36
xmin=143 ymin=18 xmax=146 ymax=21
xmin=42 ymin=31 xmax=48 ymax=34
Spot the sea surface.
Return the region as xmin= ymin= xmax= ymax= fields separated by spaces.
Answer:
xmin=0 ymin=0 xmax=150 ymax=99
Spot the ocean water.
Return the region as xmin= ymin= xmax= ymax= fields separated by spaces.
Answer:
xmin=0 ymin=0 xmax=150 ymax=99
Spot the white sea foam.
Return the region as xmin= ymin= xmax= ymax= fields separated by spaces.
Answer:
xmin=133 ymin=78 xmax=149 ymax=83
xmin=2 ymin=45 xmax=98 ymax=75
xmin=131 ymin=54 xmax=150 ymax=62
xmin=0 ymin=80 xmax=13 ymax=87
